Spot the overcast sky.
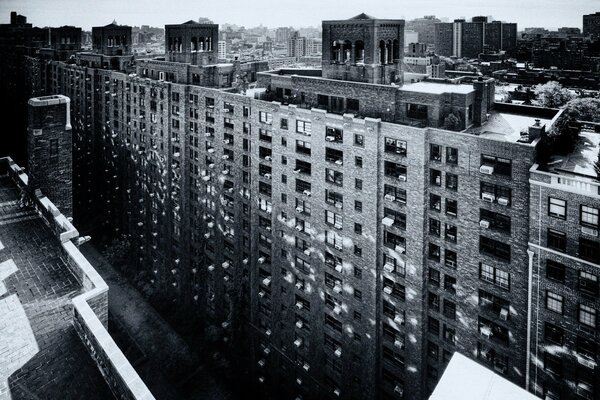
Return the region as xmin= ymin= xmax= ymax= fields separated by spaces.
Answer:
xmin=1 ymin=0 xmax=597 ymax=30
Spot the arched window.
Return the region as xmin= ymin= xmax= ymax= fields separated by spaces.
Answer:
xmin=191 ymin=37 xmax=197 ymax=51
xmin=342 ymin=40 xmax=352 ymax=62
xmin=386 ymin=40 xmax=393 ymax=63
xmin=355 ymin=40 xmax=365 ymax=63
xmin=379 ymin=40 xmax=386 ymax=64
xmin=393 ymin=39 xmax=400 ymax=61
xmin=331 ymin=41 xmax=341 ymax=63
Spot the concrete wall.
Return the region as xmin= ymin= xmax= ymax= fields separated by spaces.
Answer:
xmin=0 ymin=156 xmax=155 ymax=400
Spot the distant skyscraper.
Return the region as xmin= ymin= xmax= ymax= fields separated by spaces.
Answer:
xmin=435 ymin=18 xmax=517 ymax=58
xmin=583 ymin=12 xmax=600 ymax=36
xmin=406 ymin=16 xmax=441 ymax=48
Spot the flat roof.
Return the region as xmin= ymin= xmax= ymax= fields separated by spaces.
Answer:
xmin=466 ymin=110 xmax=554 ymax=143
xmin=429 ymin=353 xmax=539 ymax=400
xmin=0 ymin=175 xmax=112 ymax=399
xmin=400 ymin=81 xmax=475 ymax=95
xmin=545 ymin=129 xmax=600 ymax=179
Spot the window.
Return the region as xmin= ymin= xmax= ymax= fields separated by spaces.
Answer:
xmin=259 ymin=111 xmax=273 ymax=124
xmin=296 ymin=120 xmax=312 ymax=135
xmin=446 ymin=147 xmax=458 ymax=164
xmin=443 ymin=324 xmax=456 ymax=344
xmin=444 ymin=275 xmax=456 ymax=294
xmin=325 ymin=168 xmax=343 ymax=186
xmin=280 ymin=118 xmax=288 ymax=129
xmin=355 ymin=201 xmax=362 ymax=212
xmin=385 ymin=138 xmax=407 ymax=155
xmin=354 ymin=134 xmax=364 ymax=147
xmin=445 ymin=224 xmax=457 ymax=242
xmin=446 ymin=173 xmax=458 ymax=191
xmin=546 ymin=291 xmax=563 ymax=314
xmin=445 ymin=250 xmax=457 ymax=269
xmin=430 ymin=194 xmax=441 ymax=212
xmin=325 ymin=126 xmax=343 ymax=143
xmin=579 ymin=304 xmax=597 ymax=327
xmin=443 ymin=300 xmax=456 ymax=320
xmin=354 ymin=223 xmax=362 ymax=235
xmin=355 ymin=179 xmax=362 ymax=190
xmin=428 ymin=268 xmax=440 ymax=287
xmin=481 ymin=154 xmax=512 ymax=176
xmin=428 ymin=317 xmax=439 ymax=335
xmin=325 ymin=210 xmax=343 ymax=230
xmin=579 ymin=238 xmax=600 ymax=263
xmin=546 ymin=260 xmax=565 ymax=283
xmin=446 ymin=199 xmax=457 ymax=216
xmin=548 ymin=198 xmax=566 ymax=219
xmin=579 ymin=271 xmax=598 ymax=296
xmin=479 ymin=263 xmax=510 ymax=290
xmin=581 ymin=205 xmax=599 ymax=227
xmin=544 ymin=322 xmax=564 ymax=345
xmin=296 ymin=139 xmax=311 ymax=156
xmin=428 ymin=292 xmax=439 ymax=311
xmin=407 ymin=103 xmax=428 ymax=120
xmin=480 ymin=236 xmax=510 ymax=262
xmin=429 ymin=218 xmax=441 ymax=236
xmin=355 ymin=156 xmax=363 ymax=168
xmin=430 ymin=144 xmax=442 ymax=161
xmin=547 ymin=229 xmax=566 ymax=252
xmin=544 ymin=352 xmax=562 ymax=376
xmin=428 ymin=243 xmax=440 ymax=262
xmin=430 ymin=169 xmax=442 ymax=186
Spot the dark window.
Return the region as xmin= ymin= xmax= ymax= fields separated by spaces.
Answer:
xmin=407 ymin=103 xmax=428 ymax=119
xmin=546 ymin=260 xmax=565 ymax=283
xmin=480 ymin=236 xmax=511 ymax=262
xmin=579 ymin=238 xmax=600 ymax=263
xmin=446 ymin=147 xmax=458 ymax=164
xmin=446 ymin=199 xmax=457 ymax=216
xmin=544 ymin=322 xmax=564 ymax=345
xmin=547 ymin=229 xmax=566 ymax=252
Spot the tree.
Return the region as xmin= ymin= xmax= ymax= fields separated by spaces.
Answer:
xmin=563 ymin=97 xmax=600 ymax=123
xmin=443 ymin=112 xmax=462 ymax=131
xmin=534 ymin=81 xmax=575 ymax=108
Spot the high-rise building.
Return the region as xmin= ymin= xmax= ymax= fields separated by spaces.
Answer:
xmin=528 ymin=127 xmax=600 ymax=400
xmin=287 ymin=31 xmax=307 ymax=60
xmin=435 ymin=18 xmax=517 ymax=58
xmin=2 ymin=10 xmax=598 ymax=400
xmin=583 ymin=12 xmax=600 ymax=36
xmin=406 ymin=16 xmax=441 ymax=49
xmin=218 ymin=40 xmax=227 ymax=59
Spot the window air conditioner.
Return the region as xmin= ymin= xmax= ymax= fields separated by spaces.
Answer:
xmin=482 ymin=193 xmax=495 ymax=202
xmin=480 ymin=165 xmax=494 ymax=174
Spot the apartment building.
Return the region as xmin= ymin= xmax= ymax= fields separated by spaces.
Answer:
xmin=528 ymin=128 xmax=600 ymax=400
xmin=9 ymin=11 xmax=597 ymax=400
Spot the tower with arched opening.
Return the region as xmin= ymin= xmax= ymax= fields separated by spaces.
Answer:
xmin=322 ymin=13 xmax=404 ymax=84
xmin=165 ymin=20 xmax=219 ymax=66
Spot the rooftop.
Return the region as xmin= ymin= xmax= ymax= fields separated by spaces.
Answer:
xmin=466 ymin=103 xmax=560 ymax=143
xmin=0 ymin=175 xmax=112 ymax=399
xmin=544 ymin=128 xmax=600 ymax=179
xmin=400 ymin=81 xmax=475 ymax=95
xmin=429 ymin=353 xmax=539 ymax=400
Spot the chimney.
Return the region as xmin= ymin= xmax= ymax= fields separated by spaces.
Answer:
xmin=527 ymin=119 xmax=546 ymax=142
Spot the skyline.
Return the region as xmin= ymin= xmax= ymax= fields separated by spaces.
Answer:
xmin=1 ymin=0 xmax=598 ymax=31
